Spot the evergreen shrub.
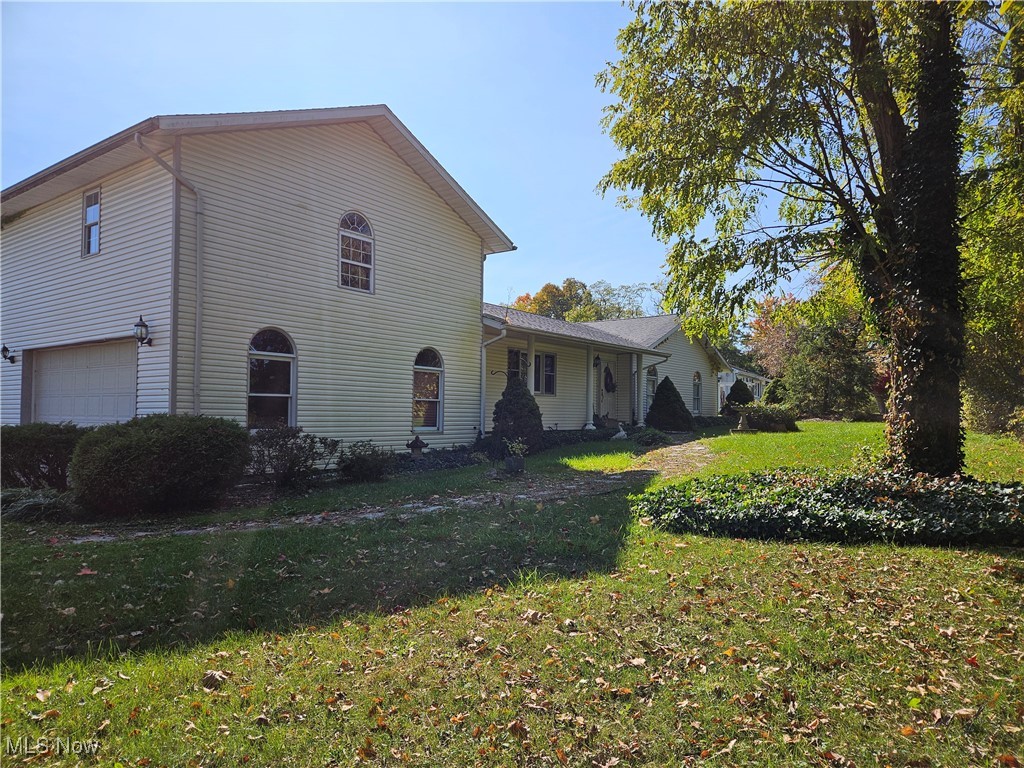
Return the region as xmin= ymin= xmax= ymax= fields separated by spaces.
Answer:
xmin=0 ymin=422 xmax=92 ymax=491
xmin=726 ymin=378 xmax=755 ymax=406
xmin=70 ymin=414 xmax=250 ymax=517
xmin=491 ymin=376 xmax=545 ymax=456
xmin=645 ymin=377 xmax=694 ymax=432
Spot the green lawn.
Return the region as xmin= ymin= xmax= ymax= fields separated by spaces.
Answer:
xmin=1 ymin=425 xmax=1021 ymax=766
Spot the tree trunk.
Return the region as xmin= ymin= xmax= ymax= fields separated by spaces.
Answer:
xmin=885 ymin=3 xmax=965 ymax=476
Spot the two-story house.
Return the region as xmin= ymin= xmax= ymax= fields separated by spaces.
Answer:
xmin=1 ymin=106 xmax=514 ymax=449
xmin=2 ymin=106 xmax=726 ymax=446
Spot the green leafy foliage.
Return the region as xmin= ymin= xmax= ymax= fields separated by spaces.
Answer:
xmin=743 ymin=406 xmax=799 ymax=433
xmin=70 ymin=414 xmax=250 ymax=517
xmin=248 ymin=426 xmax=342 ymax=489
xmin=598 ymin=1 xmax=1012 ymax=474
xmin=725 ymin=378 xmax=755 ymax=406
xmin=634 ymin=469 xmax=1023 ymax=547
xmin=0 ymin=422 xmax=93 ymax=491
xmin=338 ymin=441 xmax=396 ymax=483
xmin=645 ymin=376 xmax=695 ymax=432
xmin=512 ymin=276 xmax=662 ymax=321
xmin=762 ymin=378 xmax=788 ymax=405
xmin=491 ymin=375 xmax=545 ymax=456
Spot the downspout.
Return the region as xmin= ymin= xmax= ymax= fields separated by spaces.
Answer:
xmin=134 ymin=133 xmax=204 ymax=415
xmin=480 ymin=329 xmax=507 ymax=436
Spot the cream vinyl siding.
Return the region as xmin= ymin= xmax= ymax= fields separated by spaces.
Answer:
xmin=0 ymin=160 xmax=175 ymax=424
xmin=178 ymin=123 xmax=484 ymax=449
xmin=650 ymin=331 xmax=719 ymax=417
xmin=484 ymin=338 xmax=591 ymax=431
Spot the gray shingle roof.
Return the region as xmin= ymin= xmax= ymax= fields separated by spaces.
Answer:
xmin=583 ymin=316 xmax=681 ymax=348
xmin=482 ymin=303 xmax=662 ymax=352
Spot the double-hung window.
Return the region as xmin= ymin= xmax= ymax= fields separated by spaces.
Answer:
xmin=83 ymin=189 xmax=101 ymax=256
xmin=338 ymin=212 xmax=374 ymax=292
xmin=412 ymin=348 xmax=444 ymax=430
xmin=507 ymin=349 xmax=527 ymax=382
xmin=692 ymin=372 xmax=703 ymax=415
xmin=533 ymin=353 xmax=556 ymax=395
xmin=248 ymin=329 xmax=296 ymax=428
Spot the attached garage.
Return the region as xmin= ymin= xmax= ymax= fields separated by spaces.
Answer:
xmin=31 ymin=341 xmax=137 ymax=425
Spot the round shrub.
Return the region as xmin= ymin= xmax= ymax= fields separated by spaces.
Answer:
xmin=339 ymin=441 xmax=396 ymax=482
xmin=491 ymin=375 xmax=545 ymax=456
xmin=71 ymin=414 xmax=250 ymax=517
xmin=744 ymin=405 xmax=799 ymax=432
xmin=632 ymin=427 xmax=671 ymax=447
xmin=726 ymin=378 xmax=755 ymax=406
xmin=0 ymin=422 xmax=92 ymax=491
xmin=645 ymin=376 xmax=694 ymax=432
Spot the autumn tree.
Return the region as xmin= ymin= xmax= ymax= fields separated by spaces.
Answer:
xmin=599 ymin=2 xmax=1018 ymax=475
xmin=513 ymin=277 xmax=662 ymax=321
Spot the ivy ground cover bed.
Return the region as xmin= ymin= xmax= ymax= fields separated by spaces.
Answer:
xmin=1 ymin=431 xmax=1023 ymax=766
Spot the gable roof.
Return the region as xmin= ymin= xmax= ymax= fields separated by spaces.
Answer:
xmin=2 ymin=105 xmax=515 ymax=255
xmin=482 ymin=303 xmax=664 ymax=354
xmin=586 ymin=315 xmax=731 ymax=370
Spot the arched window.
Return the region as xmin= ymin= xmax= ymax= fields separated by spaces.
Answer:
xmin=248 ymin=329 xmax=295 ymax=428
xmin=645 ymin=366 xmax=659 ymax=416
xmin=692 ymin=372 xmax=703 ymax=416
xmin=412 ymin=348 xmax=443 ymax=430
xmin=339 ymin=212 xmax=374 ymax=293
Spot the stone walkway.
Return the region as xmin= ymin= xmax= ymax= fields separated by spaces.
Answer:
xmin=60 ymin=438 xmax=714 ymax=545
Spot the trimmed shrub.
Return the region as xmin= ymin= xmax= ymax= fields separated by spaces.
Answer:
xmin=632 ymin=427 xmax=671 ymax=447
xmin=248 ymin=426 xmax=342 ymax=488
xmin=645 ymin=377 xmax=695 ymax=432
xmin=726 ymin=378 xmax=755 ymax=406
xmin=633 ymin=469 xmax=1023 ymax=547
xmin=744 ymin=405 xmax=799 ymax=432
xmin=340 ymin=441 xmax=396 ymax=482
xmin=693 ymin=415 xmax=734 ymax=429
xmin=0 ymin=422 xmax=93 ymax=491
xmin=491 ymin=375 xmax=545 ymax=456
xmin=71 ymin=414 xmax=250 ymax=517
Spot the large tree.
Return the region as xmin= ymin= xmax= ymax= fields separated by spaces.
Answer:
xmin=599 ymin=1 xmax=1017 ymax=475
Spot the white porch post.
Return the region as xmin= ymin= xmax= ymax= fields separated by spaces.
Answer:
xmin=526 ymin=334 xmax=536 ymax=393
xmin=635 ymin=353 xmax=645 ymax=426
xmin=584 ymin=344 xmax=596 ymax=429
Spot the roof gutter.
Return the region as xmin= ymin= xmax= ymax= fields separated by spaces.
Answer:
xmin=134 ymin=133 xmax=205 ymax=415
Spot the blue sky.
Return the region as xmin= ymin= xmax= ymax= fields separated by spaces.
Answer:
xmin=2 ymin=1 xmax=693 ymax=306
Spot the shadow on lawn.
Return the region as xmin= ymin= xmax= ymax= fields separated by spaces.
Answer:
xmin=1 ymin=463 xmax=658 ymax=671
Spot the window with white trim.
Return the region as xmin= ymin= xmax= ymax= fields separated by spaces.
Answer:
xmin=533 ymin=353 xmax=556 ymax=395
xmin=692 ymin=372 xmax=703 ymax=415
xmin=248 ymin=329 xmax=296 ymax=428
xmin=338 ymin=212 xmax=373 ymax=292
xmin=413 ymin=348 xmax=443 ymax=430
xmin=645 ymin=366 xmax=658 ymax=415
xmin=83 ymin=189 xmax=101 ymax=256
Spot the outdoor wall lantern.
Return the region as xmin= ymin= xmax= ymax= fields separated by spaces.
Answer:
xmin=593 ymin=354 xmax=602 ymax=369
xmin=133 ymin=316 xmax=153 ymax=346
xmin=1 ymin=345 xmax=16 ymax=364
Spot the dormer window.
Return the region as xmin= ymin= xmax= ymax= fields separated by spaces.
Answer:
xmin=83 ymin=189 xmax=101 ymax=256
xmin=338 ymin=212 xmax=373 ymax=293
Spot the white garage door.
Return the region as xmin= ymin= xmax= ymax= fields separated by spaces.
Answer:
xmin=33 ymin=341 xmax=137 ymax=425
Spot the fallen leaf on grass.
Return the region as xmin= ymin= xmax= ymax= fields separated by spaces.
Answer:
xmin=201 ymin=670 xmax=231 ymax=691
xmin=77 ymin=567 xmax=98 ymax=576
xmin=30 ymin=709 xmax=60 ymax=720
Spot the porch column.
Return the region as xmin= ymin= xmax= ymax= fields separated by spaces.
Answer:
xmin=526 ymin=334 xmax=536 ymax=393
xmin=635 ymin=353 xmax=645 ymax=426
xmin=584 ymin=344 xmax=596 ymax=429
